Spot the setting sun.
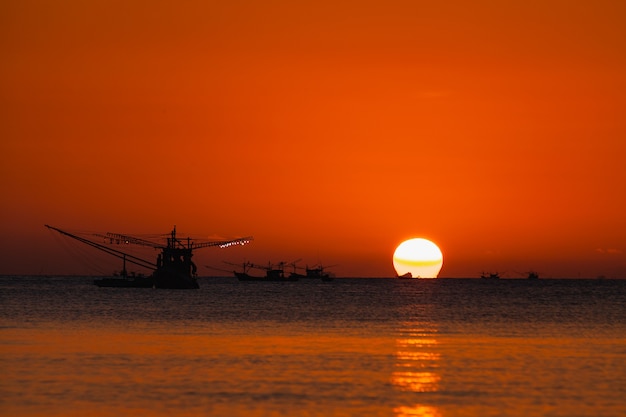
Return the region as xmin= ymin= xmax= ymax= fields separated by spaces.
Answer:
xmin=393 ymin=238 xmax=443 ymax=278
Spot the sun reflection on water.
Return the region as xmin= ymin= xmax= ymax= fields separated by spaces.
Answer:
xmin=393 ymin=404 xmax=442 ymax=417
xmin=392 ymin=324 xmax=442 ymax=416
xmin=392 ymin=330 xmax=441 ymax=393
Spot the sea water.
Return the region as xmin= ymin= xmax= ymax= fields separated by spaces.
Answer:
xmin=1 ymin=276 xmax=625 ymax=416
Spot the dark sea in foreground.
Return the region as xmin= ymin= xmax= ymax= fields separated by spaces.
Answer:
xmin=1 ymin=276 xmax=625 ymax=417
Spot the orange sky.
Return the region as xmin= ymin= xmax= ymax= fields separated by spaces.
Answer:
xmin=1 ymin=0 xmax=625 ymax=277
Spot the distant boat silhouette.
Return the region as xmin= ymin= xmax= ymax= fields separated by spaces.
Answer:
xmin=481 ymin=272 xmax=501 ymax=280
xmin=289 ymin=263 xmax=336 ymax=281
xmin=526 ymin=271 xmax=540 ymax=280
xmin=228 ymin=261 xmax=299 ymax=282
xmin=397 ymin=272 xmax=413 ymax=279
xmin=94 ymin=273 xmax=153 ymax=288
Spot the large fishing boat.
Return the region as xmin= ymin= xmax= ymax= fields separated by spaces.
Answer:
xmin=45 ymin=225 xmax=251 ymax=289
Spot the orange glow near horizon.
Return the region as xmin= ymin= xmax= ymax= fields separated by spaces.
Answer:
xmin=1 ymin=0 xmax=625 ymax=278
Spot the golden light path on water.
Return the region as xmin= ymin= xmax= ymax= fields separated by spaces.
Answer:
xmin=392 ymin=322 xmax=442 ymax=417
xmin=393 ymin=238 xmax=443 ymax=278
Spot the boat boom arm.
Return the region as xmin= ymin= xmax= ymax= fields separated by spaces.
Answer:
xmin=45 ymin=225 xmax=157 ymax=270
xmin=193 ymin=236 xmax=253 ymax=250
xmin=102 ymin=232 xmax=162 ymax=248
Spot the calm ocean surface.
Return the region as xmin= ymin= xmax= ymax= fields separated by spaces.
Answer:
xmin=1 ymin=276 xmax=625 ymax=416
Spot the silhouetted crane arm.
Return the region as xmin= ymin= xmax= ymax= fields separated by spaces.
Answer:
xmin=192 ymin=236 xmax=253 ymax=250
xmin=103 ymin=232 xmax=163 ymax=248
xmin=45 ymin=225 xmax=157 ymax=270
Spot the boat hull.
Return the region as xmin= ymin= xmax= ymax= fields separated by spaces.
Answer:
xmin=94 ymin=277 xmax=154 ymax=288
xmin=235 ymin=272 xmax=298 ymax=282
xmin=152 ymin=269 xmax=200 ymax=289
xmin=94 ymin=271 xmax=200 ymax=289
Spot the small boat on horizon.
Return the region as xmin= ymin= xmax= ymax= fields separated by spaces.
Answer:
xmin=288 ymin=262 xmax=336 ymax=281
xmin=481 ymin=272 xmax=501 ymax=280
xmin=94 ymin=272 xmax=154 ymax=288
xmin=229 ymin=261 xmax=299 ymax=282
